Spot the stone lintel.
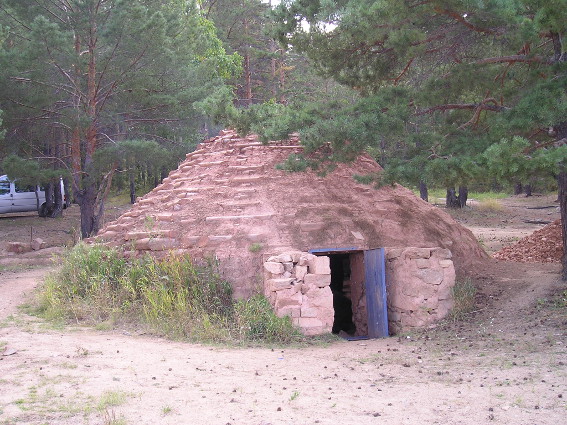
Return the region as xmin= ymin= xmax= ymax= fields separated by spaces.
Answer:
xmin=307 ymin=256 xmax=331 ymax=274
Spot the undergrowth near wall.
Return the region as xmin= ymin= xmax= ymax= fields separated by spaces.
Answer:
xmin=449 ymin=278 xmax=477 ymax=321
xmin=37 ymin=244 xmax=303 ymax=345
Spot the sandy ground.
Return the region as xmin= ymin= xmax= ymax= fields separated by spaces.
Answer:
xmin=0 ymin=195 xmax=566 ymax=425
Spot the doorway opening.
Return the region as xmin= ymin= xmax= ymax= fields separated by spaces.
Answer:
xmin=312 ymin=250 xmax=368 ymax=337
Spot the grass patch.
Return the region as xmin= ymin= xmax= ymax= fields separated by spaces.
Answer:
xmin=96 ymin=390 xmax=129 ymax=411
xmin=536 ymin=289 xmax=567 ymax=310
xmin=476 ymin=198 xmax=505 ymax=212
xmin=469 ymin=192 xmax=508 ymax=201
xmin=413 ymin=189 xmax=509 ymax=204
xmin=36 ymin=243 xmax=304 ymax=345
xmin=248 ymin=243 xmax=262 ymax=253
xmin=449 ymin=278 xmax=477 ymax=321
xmin=553 ymin=289 xmax=567 ymax=309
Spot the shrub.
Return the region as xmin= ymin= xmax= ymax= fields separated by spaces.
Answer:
xmin=38 ymin=244 xmax=304 ymax=344
xmin=234 ymin=295 xmax=303 ymax=343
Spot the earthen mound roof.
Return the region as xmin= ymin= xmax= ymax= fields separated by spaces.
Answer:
xmin=96 ymin=130 xmax=488 ymax=295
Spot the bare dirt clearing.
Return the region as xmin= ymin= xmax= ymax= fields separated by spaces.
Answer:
xmin=0 ymin=195 xmax=565 ymax=425
xmin=447 ymin=193 xmax=560 ymax=254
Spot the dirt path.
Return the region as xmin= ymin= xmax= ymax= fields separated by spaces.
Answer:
xmin=448 ymin=194 xmax=560 ymax=254
xmin=0 ymin=261 xmax=565 ymax=425
xmin=0 ymin=268 xmax=52 ymax=320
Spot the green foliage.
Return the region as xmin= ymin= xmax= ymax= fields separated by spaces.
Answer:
xmin=352 ymin=174 xmax=378 ymax=185
xmin=275 ymin=154 xmax=312 ymax=172
xmin=230 ymin=100 xmax=294 ymax=142
xmin=1 ymin=154 xmax=68 ymax=186
xmin=270 ymin=0 xmax=567 ymax=195
xmin=483 ymin=136 xmax=567 ymax=188
xmin=0 ymin=0 xmax=241 ymax=235
xmin=483 ymin=137 xmax=535 ymax=184
xmin=234 ymin=295 xmax=301 ymax=343
xmin=39 ymin=244 xmax=304 ymax=344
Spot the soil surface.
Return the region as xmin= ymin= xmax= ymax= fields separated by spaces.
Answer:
xmin=446 ymin=193 xmax=560 ymax=255
xmin=0 ymin=195 xmax=565 ymax=425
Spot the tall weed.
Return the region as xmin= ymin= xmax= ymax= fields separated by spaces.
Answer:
xmin=234 ymin=295 xmax=302 ymax=343
xmin=449 ymin=278 xmax=477 ymax=321
xmin=39 ymin=244 xmax=303 ymax=344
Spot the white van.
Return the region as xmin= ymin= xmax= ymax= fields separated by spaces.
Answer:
xmin=0 ymin=175 xmax=65 ymax=215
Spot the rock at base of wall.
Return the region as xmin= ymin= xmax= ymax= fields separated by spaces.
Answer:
xmin=31 ymin=238 xmax=46 ymax=251
xmin=7 ymin=242 xmax=33 ymax=254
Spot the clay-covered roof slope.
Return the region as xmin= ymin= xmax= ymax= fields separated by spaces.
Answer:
xmin=96 ymin=130 xmax=488 ymax=297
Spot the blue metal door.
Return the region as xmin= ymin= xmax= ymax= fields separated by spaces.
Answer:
xmin=364 ymin=248 xmax=389 ymax=338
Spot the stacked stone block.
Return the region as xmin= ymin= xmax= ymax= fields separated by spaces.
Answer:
xmin=385 ymin=247 xmax=456 ymax=334
xmin=263 ymin=252 xmax=334 ymax=336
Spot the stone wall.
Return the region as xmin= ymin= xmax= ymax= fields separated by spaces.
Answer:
xmin=264 ymin=247 xmax=456 ymax=337
xmin=385 ymin=247 xmax=455 ymax=334
xmin=263 ymin=252 xmax=334 ymax=336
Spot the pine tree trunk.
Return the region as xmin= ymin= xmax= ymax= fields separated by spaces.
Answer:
xmin=50 ymin=143 xmax=64 ymax=217
xmin=153 ymin=172 xmax=159 ymax=188
xmin=458 ymin=186 xmax=468 ymax=208
xmin=49 ymin=181 xmax=63 ymax=218
xmin=270 ymin=40 xmax=278 ymax=99
xmin=243 ymin=19 xmax=252 ymax=106
xmin=279 ymin=49 xmax=286 ymax=104
xmin=559 ymin=167 xmax=567 ymax=280
xmin=115 ymin=170 xmax=124 ymax=194
xmin=74 ymin=11 xmax=104 ymax=238
xmin=79 ymin=184 xmax=98 ymax=238
xmin=62 ymin=177 xmax=71 ymax=206
xmin=419 ymin=181 xmax=428 ymax=202
xmin=446 ymin=188 xmax=460 ymax=208
xmin=129 ymin=169 xmax=136 ymax=204
xmin=45 ymin=182 xmax=54 ymax=214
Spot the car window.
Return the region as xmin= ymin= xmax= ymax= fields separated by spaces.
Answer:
xmin=0 ymin=182 xmax=10 ymax=195
xmin=14 ymin=181 xmax=36 ymax=193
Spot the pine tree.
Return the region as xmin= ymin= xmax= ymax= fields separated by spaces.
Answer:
xmin=271 ymin=0 xmax=567 ymax=278
xmin=0 ymin=0 xmax=240 ymax=236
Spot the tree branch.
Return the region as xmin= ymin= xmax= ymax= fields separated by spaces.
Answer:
xmin=434 ymin=7 xmax=499 ymax=35
xmin=392 ymin=57 xmax=414 ymax=85
xmin=475 ymin=55 xmax=552 ymax=65
xmin=416 ymin=102 xmax=508 ymax=115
